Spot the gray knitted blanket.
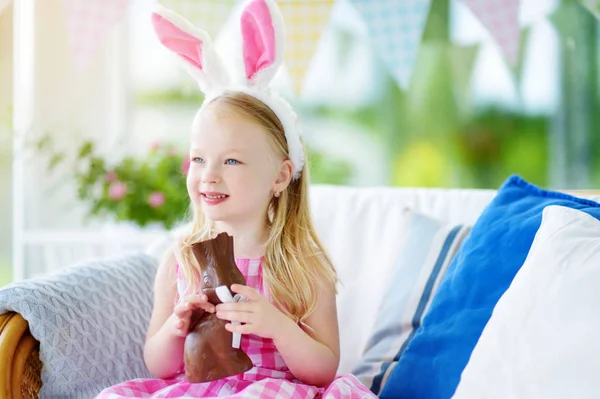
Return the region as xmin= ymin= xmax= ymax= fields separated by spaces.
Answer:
xmin=0 ymin=252 xmax=158 ymax=398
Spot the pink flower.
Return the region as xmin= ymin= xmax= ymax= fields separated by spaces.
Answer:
xmin=105 ymin=171 xmax=117 ymax=182
xmin=150 ymin=140 xmax=162 ymax=151
xmin=108 ymin=181 xmax=127 ymax=200
xmin=148 ymin=191 xmax=165 ymax=208
xmin=181 ymin=159 xmax=191 ymax=175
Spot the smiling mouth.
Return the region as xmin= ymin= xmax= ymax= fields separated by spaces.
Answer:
xmin=200 ymin=193 xmax=230 ymax=206
xmin=202 ymin=194 xmax=228 ymax=199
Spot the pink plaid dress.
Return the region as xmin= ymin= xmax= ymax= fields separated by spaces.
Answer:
xmin=95 ymin=258 xmax=376 ymax=399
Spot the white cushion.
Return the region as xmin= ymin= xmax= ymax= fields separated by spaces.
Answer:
xmin=452 ymin=205 xmax=600 ymax=399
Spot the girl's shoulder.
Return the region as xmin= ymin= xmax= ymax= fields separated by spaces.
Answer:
xmin=151 ymin=243 xmax=179 ymax=296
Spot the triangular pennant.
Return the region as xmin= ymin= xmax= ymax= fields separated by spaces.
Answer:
xmin=278 ymin=0 xmax=335 ymax=95
xmin=0 ymin=0 xmax=12 ymax=15
xmin=350 ymin=0 xmax=432 ymax=90
xmin=578 ymin=0 xmax=600 ymax=19
xmin=62 ymin=0 xmax=131 ymax=74
xmin=158 ymin=0 xmax=237 ymax=38
xmin=461 ymin=0 xmax=521 ymax=66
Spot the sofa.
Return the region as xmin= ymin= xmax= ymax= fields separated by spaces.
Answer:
xmin=1 ymin=175 xmax=600 ymax=398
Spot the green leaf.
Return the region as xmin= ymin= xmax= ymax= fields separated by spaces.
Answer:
xmin=78 ymin=141 xmax=94 ymax=160
xmin=48 ymin=153 xmax=65 ymax=171
xmin=35 ymin=134 xmax=52 ymax=151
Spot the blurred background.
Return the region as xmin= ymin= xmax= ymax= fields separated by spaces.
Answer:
xmin=1 ymin=0 xmax=599 ymax=285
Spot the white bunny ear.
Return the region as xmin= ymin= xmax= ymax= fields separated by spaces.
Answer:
xmin=151 ymin=6 xmax=230 ymax=95
xmin=239 ymin=0 xmax=284 ymax=88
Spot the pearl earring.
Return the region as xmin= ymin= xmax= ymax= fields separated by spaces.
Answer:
xmin=274 ymin=191 xmax=280 ymax=198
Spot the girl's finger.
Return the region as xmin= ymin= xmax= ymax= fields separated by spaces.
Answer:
xmin=175 ymin=295 xmax=211 ymax=314
xmin=216 ymin=301 xmax=253 ymax=312
xmin=182 ymin=294 xmax=209 ymax=304
xmin=199 ymin=302 xmax=216 ymax=313
xmin=173 ymin=302 xmax=191 ymax=317
xmin=216 ymin=310 xmax=252 ymax=324
xmin=174 ymin=320 xmax=187 ymax=336
xmin=230 ymin=284 xmax=259 ymax=299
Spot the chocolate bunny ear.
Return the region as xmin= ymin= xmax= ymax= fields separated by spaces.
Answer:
xmin=239 ymin=0 xmax=285 ymax=89
xmin=151 ymin=5 xmax=230 ymax=95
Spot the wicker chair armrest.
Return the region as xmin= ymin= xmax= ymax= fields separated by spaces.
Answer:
xmin=0 ymin=312 xmax=42 ymax=398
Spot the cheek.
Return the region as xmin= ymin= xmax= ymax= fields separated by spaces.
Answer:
xmin=186 ymin=171 xmax=199 ymax=199
xmin=235 ymin=169 xmax=270 ymax=190
xmin=244 ymin=176 xmax=275 ymax=204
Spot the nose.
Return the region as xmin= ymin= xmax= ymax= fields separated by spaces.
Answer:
xmin=201 ymin=162 xmax=221 ymax=184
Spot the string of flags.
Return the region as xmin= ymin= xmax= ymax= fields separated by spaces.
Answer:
xmin=1 ymin=0 xmax=599 ymax=92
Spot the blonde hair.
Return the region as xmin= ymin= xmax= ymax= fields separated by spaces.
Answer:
xmin=175 ymin=91 xmax=338 ymax=325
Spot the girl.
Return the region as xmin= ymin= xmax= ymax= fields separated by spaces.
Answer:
xmin=96 ymin=0 xmax=376 ymax=398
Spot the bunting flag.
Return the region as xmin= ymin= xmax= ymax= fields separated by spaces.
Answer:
xmin=579 ymin=0 xmax=600 ymax=19
xmin=461 ymin=0 xmax=521 ymax=66
xmin=278 ymin=0 xmax=335 ymax=95
xmin=0 ymin=0 xmax=11 ymax=15
xmin=158 ymin=0 xmax=237 ymax=38
xmin=62 ymin=0 xmax=132 ymax=74
xmin=350 ymin=0 xmax=432 ymax=90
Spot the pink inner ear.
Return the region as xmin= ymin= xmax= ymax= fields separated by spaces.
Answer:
xmin=240 ymin=0 xmax=275 ymax=80
xmin=152 ymin=13 xmax=204 ymax=71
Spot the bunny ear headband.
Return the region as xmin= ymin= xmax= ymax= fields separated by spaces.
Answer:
xmin=151 ymin=0 xmax=304 ymax=180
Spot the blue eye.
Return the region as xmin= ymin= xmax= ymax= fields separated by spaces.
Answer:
xmin=225 ymin=159 xmax=240 ymax=165
xmin=192 ymin=157 xmax=204 ymax=163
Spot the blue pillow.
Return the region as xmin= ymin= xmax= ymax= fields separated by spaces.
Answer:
xmin=380 ymin=175 xmax=600 ymax=399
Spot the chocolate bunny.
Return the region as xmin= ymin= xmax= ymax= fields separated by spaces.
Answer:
xmin=184 ymin=233 xmax=253 ymax=383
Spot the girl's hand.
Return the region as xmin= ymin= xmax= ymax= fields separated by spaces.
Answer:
xmin=172 ymin=294 xmax=216 ymax=337
xmin=215 ymin=284 xmax=291 ymax=341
